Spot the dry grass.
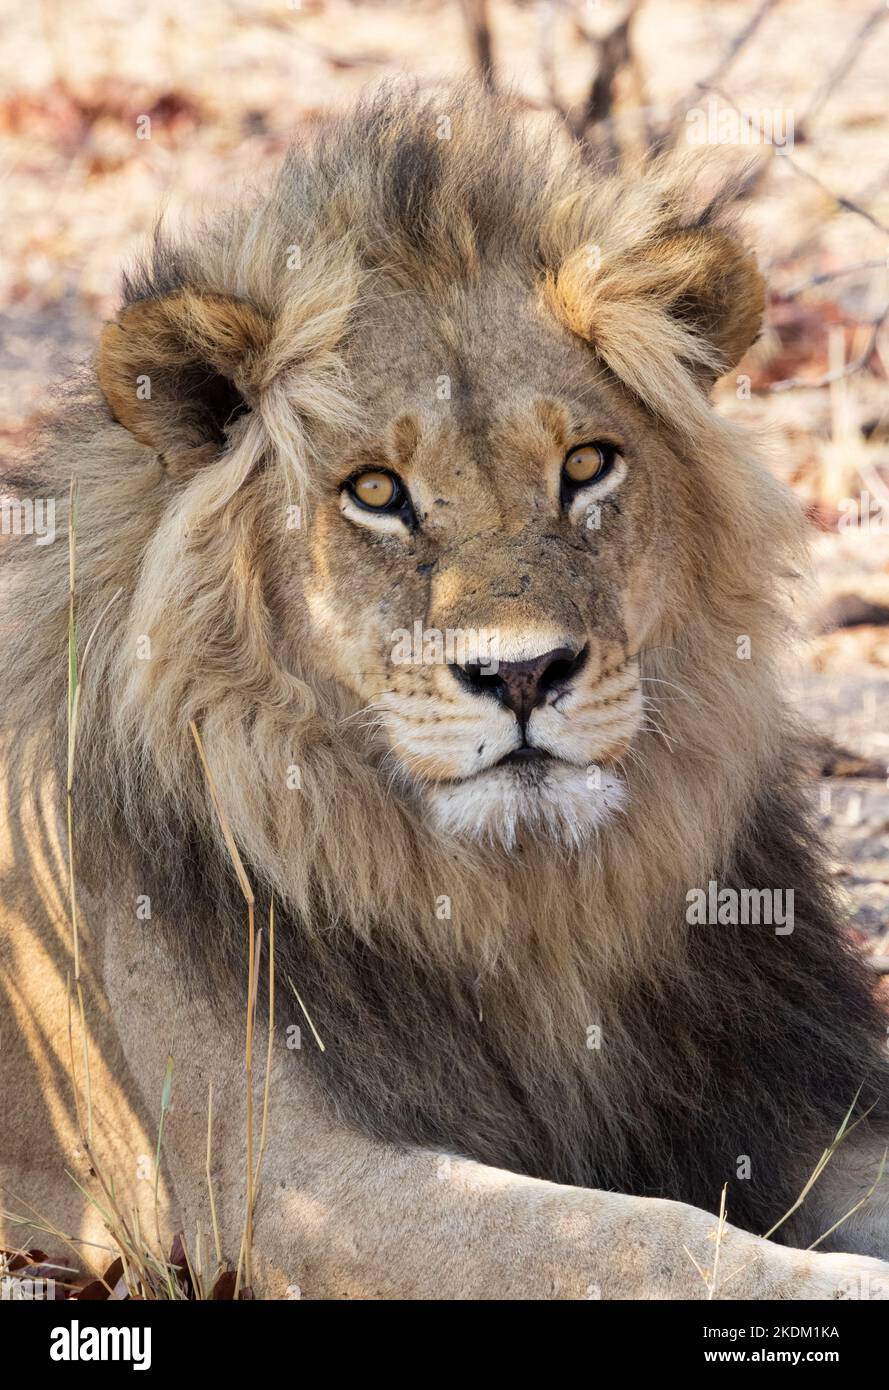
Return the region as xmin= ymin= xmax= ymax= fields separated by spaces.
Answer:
xmin=683 ymin=1089 xmax=889 ymax=1298
xmin=3 ymin=486 xmax=276 ymax=1301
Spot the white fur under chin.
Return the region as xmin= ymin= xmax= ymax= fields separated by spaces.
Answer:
xmin=426 ymin=762 xmax=626 ymax=850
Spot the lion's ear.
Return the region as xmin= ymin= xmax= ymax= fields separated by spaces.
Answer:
xmin=552 ymin=226 xmax=765 ymax=386
xmin=96 ymin=289 xmax=271 ymax=474
xmin=645 ymin=229 xmax=765 ymax=377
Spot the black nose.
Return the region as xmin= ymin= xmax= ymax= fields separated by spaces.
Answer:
xmin=451 ymin=645 xmax=588 ymax=726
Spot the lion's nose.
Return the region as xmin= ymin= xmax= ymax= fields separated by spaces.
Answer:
xmin=451 ymin=644 xmax=588 ymax=726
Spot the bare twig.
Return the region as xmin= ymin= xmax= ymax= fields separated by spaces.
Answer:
xmin=659 ymin=0 xmax=782 ymax=149
xmin=537 ymin=1 xmax=570 ymax=124
xmin=799 ymin=2 xmax=888 ymax=134
xmin=460 ymin=0 xmax=496 ymax=91
xmin=286 ymin=37 xmax=390 ymax=72
xmin=775 ymin=259 xmax=888 ymax=299
xmin=768 ymin=302 xmax=889 ymax=392
xmin=578 ymin=3 xmax=639 ymax=143
xmin=537 ymin=0 xmax=641 ymax=157
xmin=855 ymin=157 xmax=889 ymax=209
xmin=708 ymin=85 xmax=889 ymax=240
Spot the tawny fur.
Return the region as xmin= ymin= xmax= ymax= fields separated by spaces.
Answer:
xmin=2 ymin=85 xmax=888 ymax=1254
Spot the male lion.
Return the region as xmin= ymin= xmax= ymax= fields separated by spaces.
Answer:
xmin=2 ymin=86 xmax=889 ymax=1300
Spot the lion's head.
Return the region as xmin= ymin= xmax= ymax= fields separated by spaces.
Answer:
xmin=4 ymin=85 xmax=801 ymax=957
xmin=65 ymin=86 xmax=784 ymax=856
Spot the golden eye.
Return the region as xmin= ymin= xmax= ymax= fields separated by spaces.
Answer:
xmin=351 ymin=470 xmax=399 ymax=510
xmin=563 ymin=443 xmax=613 ymax=485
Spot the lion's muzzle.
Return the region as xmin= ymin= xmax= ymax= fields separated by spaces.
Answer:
xmin=449 ymin=642 xmax=588 ymax=732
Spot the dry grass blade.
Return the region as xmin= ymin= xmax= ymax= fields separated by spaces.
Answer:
xmin=66 ymin=476 xmax=80 ymax=979
xmin=1 ymin=1193 xmax=115 ymax=1269
xmin=205 ymin=1082 xmax=223 ymax=1271
xmin=807 ymin=1147 xmax=888 ymax=1251
xmin=176 ymin=1228 xmax=202 ymax=1301
xmin=189 ymin=719 xmax=257 ymax=1294
xmin=61 ymin=479 xmax=183 ymax=1299
xmin=761 ymin=1086 xmax=870 ymax=1241
xmin=154 ymin=1052 xmax=174 ymax=1254
xmin=682 ymin=1241 xmax=710 ymax=1288
xmin=683 ymin=1183 xmax=731 ymax=1299
xmin=708 ymin=1184 xmax=729 ymax=1301
xmin=65 ymin=971 xmax=85 ymax=1143
xmin=254 ymin=899 xmax=276 ymax=1191
xmin=286 ymin=973 xmax=325 ymax=1052
xmin=63 ymin=1170 xmax=151 ymax=1294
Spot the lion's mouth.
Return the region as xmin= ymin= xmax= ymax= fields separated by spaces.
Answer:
xmin=495 ymin=745 xmax=553 ymax=768
xmin=424 ymin=750 xmax=627 ymax=847
xmin=456 ymin=744 xmax=567 ymax=784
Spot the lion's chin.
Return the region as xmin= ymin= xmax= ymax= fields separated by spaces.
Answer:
xmin=425 ymin=761 xmax=626 ymax=851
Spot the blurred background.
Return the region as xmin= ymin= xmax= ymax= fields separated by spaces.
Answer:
xmin=1 ymin=0 xmax=888 ymax=965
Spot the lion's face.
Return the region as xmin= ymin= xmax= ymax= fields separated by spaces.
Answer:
xmin=297 ymin=282 xmax=679 ymax=847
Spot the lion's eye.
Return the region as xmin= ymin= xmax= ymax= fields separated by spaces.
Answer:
xmin=349 ymin=470 xmax=403 ymax=511
xmin=562 ymin=443 xmax=617 ymax=488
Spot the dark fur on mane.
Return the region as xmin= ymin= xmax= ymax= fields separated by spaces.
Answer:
xmin=108 ymin=753 xmax=888 ymax=1241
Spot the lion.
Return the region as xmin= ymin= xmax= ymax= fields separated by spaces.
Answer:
xmin=2 ymin=84 xmax=889 ymax=1300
